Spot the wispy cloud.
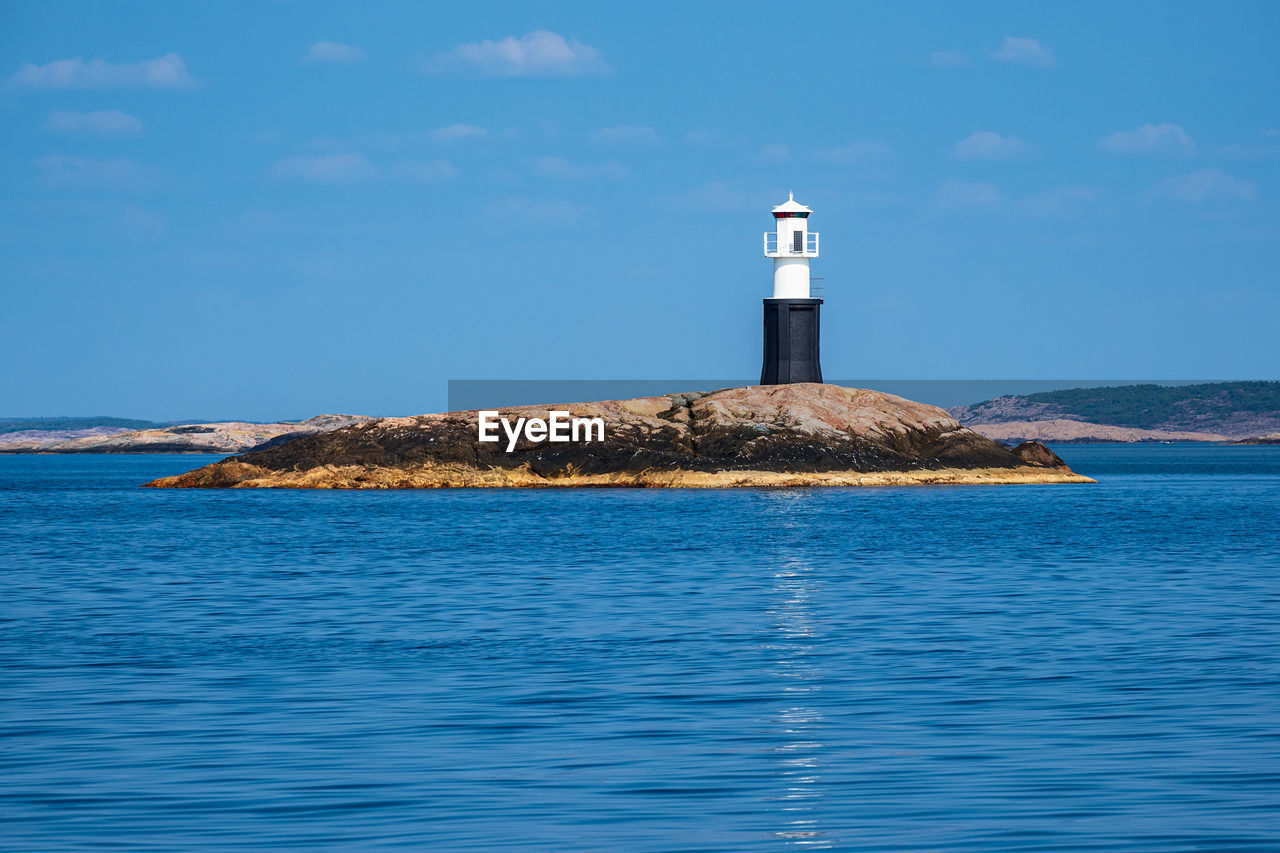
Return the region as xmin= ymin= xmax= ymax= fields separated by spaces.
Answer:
xmin=304 ymin=41 xmax=365 ymax=64
xmin=1145 ymin=168 xmax=1258 ymax=203
xmin=426 ymin=31 xmax=609 ymax=77
xmin=990 ymin=37 xmax=1055 ymax=68
xmin=953 ymin=130 xmax=1024 ymax=160
xmin=756 ymin=143 xmax=790 ymax=162
xmin=308 ymin=132 xmax=408 ymax=152
xmin=397 ymin=159 xmax=458 ymax=181
xmin=1215 ymin=129 xmax=1280 ymax=159
xmin=590 ymin=124 xmax=660 ymax=145
xmin=1017 ymin=186 xmax=1101 ymax=216
xmin=936 ymin=179 xmax=1006 ymax=208
xmin=936 ymin=181 xmax=1105 ymax=215
xmin=929 ymin=50 xmax=970 ymax=69
xmin=36 ymin=155 xmax=166 ymax=191
xmin=673 ymin=181 xmax=771 ymax=213
xmin=1099 ymin=123 xmax=1196 ymax=157
xmin=117 ymin=205 xmax=170 ymax=237
xmin=11 ymin=54 xmax=195 ymax=89
xmin=46 ymin=109 xmax=143 ymax=138
xmin=683 ymin=129 xmax=738 ymax=149
xmin=532 ymin=156 xmax=626 ymax=179
xmin=816 ymin=141 xmax=891 ymax=164
xmin=271 ymin=153 xmax=377 ymax=183
xmin=429 ymin=123 xmax=487 ymax=142
xmin=38 ymin=199 xmax=170 ymax=238
xmin=487 ymin=196 xmax=585 ymax=225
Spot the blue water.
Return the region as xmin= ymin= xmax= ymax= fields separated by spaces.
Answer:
xmin=2 ymin=446 xmax=1279 ymax=851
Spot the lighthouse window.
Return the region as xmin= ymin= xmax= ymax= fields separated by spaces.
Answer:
xmin=792 ymin=231 xmax=804 ymax=253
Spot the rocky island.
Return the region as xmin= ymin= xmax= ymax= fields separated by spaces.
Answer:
xmin=146 ymin=384 xmax=1091 ymax=489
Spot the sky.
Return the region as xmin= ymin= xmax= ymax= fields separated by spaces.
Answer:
xmin=2 ymin=1 xmax=1278 ymax=420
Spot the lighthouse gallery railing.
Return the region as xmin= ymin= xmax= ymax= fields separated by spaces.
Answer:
xmin=763 ymin=231 xmax=819 ymax=256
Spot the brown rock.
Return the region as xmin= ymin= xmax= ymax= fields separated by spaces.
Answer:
xmin=1011 ymin=441 xmax=1068 ymax=468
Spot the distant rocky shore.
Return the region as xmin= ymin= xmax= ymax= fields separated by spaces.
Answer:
xmin=962 ymin=419 xmax=1229 ymax=444
xmin=0 ymin=415 xmax=369 ymax=454
xmin=948 ymin=382 xmax=1280 ymax=442
xmin=146 ymin=384 xmax=1092 ymax=489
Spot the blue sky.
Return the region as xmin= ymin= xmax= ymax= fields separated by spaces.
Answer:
xmin=3 ymin=1 xmax=1278 ymax=419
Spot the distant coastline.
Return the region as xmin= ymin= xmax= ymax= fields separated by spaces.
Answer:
xmin=949 ymin=381 xmax=1280 ymax=443
xmin=0 ymin=415 xmax=368 ymax=454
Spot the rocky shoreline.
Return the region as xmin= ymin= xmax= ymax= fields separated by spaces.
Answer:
xmin=146 ymin=384 xmax=1093 ymax=490
xmin=964 ymin=419 xmax=1229 ymax=444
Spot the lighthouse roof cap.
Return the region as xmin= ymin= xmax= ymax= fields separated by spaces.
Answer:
xmin=771 ymin=191 xmax=812 ymax=214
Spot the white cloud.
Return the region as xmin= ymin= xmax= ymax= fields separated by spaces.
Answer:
xmin=532 ymin=156 xmax=626 ymax=179
xmin=271 ymin=153 xmax=376 ymax=183
xmin=427 ymin=30 xmax=609 ymax=77
xmin=11 ymin=53 xmax=195 ymax=89
xmin=590 ymin=124 xmax=660 ymax=145
xmin=397 ymin=159 xmax=458 ymax=181
xmin=487 ymin=196 xmax=584 ymax=225
xmin=953 ymin=130 xmax=1024 ymax=160
xmin=46 ymin=109 xmax=143 ymax=138
xmin=936 ymin=179 xmax=1006 ymax=208
xmin=304 ymin=41 xmax=364 ymax=63
xmin=1145 ymin=168 xmax=1258 ymax=203
xmin=1099 ymin=123 xmax=1197 ymax=157
xmin=817 ymin=141 xmax=891 ymax=164
xmin=990 ymin=37 xmax=1055 ymax=68
xmin=36 ymin=155 xmax=165 ymax=191
xmin=929 ymin=50 xmax=970 ymax=69
xmin=429 ymin=123 xmax=487 ymax=142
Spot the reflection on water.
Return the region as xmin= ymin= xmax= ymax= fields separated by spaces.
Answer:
xmin=762 ymin=491 xmax=833 ymax=848
xmin=765 ymin=565 xmax=830 ymax=847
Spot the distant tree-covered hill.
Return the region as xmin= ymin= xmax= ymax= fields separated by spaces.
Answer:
xmin=0 ymin=417 xmax=163 ymax=436
xmin=949 ymin=381 xmax=1280 ymax=437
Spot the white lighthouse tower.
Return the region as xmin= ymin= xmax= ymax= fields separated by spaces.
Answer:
xmin=764 ymin=191 xmax=819 ymax=298
xmin=760 ymin=192 xmax=824 ymax=385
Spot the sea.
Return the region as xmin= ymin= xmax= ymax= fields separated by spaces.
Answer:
xmin=1 ymin=445 xmax=1278 ymax=851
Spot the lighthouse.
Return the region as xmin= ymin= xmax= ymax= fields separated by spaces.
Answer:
xmin=761 ymin=192 xmax=823 ymax=385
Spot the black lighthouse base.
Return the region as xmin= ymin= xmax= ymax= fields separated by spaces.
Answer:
xmin=760 ymin=298 xmax=823 ymax=385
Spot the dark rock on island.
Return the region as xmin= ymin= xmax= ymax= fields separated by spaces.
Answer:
xmin=146 ymin=384 xmax=1092 ymax=489
xmin=1230 ymin=434 xmax=1280 ymax=445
